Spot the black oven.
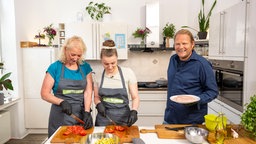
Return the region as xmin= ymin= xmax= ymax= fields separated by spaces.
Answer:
xmin=209 ymin=59 xmax=244 ymax=112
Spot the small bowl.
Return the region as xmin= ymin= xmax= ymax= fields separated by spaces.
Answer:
xmin=185 ymin=127 xmax=209 ymax=144
xmin=204 ymin=114 xmax=227 ymax=131
xmin=84 ymin=133 xmax=119 ymax=144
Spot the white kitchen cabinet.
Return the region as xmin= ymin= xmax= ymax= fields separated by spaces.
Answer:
xmin=0 ymin=110 xmax=11 ymax=143
xmin=209 ymin=1 xmax=246 ymax=61
xmin=132 ymin=91 xmax=167 ymax=126
xmin=208 ymin=99 xmax=242 ymax=124
xmin=65 ymin=22 xmax=128 ymax=60
xmin=22 ymin=47 xmax=58 ymax=128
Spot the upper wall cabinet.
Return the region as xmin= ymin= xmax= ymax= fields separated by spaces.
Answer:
xmin=65 ymin=22 xmax=128 ymax=60
xmin=209 ymin=1 xmax=246 ymax=61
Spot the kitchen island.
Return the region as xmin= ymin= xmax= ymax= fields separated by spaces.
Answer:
xmin=44 ymin=125 xmax=256 ymax=144
xmin=45 ymin=126 xmax=190 ymax=144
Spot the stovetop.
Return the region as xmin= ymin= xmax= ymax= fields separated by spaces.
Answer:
xmin=137 ymin=82 xmax=167 ymax=91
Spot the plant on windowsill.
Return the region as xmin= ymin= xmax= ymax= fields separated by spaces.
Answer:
xmin=182 ymin=0 xmax=217 ymax=39
xmin=85 ymin=1 xmax=111 ymax=21
xmin=241 ymin=95 xmax=256 ymax=140
xmin=162 ymin=23 xmax=176 ymax=48
xmin=0 ymin=72 xmax=14 ymax=105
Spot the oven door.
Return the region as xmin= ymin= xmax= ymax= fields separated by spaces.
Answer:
xmin=218 ymin=70 xmax=243 ymax=112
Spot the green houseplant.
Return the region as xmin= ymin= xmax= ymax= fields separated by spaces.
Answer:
xmin=0 ymin=72 xmax=13 ymax=105
xmin=182 ymin=0 xmax=217 ymax=39
xmin=162 ymin=23 xmax=176 ymax=48
xmin=241 ymin=95 xmax=256 ymax=140
xmin=162 ymin=23 xmax=176 ymax=38
xmin=85 ymin=1 xmax=111 ymax=21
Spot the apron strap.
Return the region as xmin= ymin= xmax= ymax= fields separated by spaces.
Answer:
xmin=60 ymin=63 xmax=85 ymax=79
xmin=100 ymin=66 xmax=126 ymax=90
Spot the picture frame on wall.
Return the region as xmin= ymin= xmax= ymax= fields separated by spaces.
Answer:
xmin=60 ymin=38 xmax=65 ymax=44
xmin=60 ymin=31 xmax=65 ymax=37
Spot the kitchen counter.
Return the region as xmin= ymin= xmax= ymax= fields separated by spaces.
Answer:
xmin=45 ymin=126 xmax=189 ymax=144
xmin=44 ymin=125 xmax=256 ymax=144
xmin=138 ymin=87 xmax=167 ymax=91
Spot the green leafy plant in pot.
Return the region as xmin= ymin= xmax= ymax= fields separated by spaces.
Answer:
xmin=85 ymin=1 xmax=111 ymax=21
xmin=0 ymin=72 xmax=14 ymax=105
xmin=162 ymin=23 xmax=176 ymax=48
xmin=241 ymin=95 xmax=256 ymax=140
xmin=182 ymin=0 xmax=217 ymax=39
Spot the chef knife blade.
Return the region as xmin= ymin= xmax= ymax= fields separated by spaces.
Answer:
xmin=106 ymin=115 xmax=117 ymax=125
xmin=70 ymin=113 xmax=85 ymax=125
xmin=165 ymin=126 xmax=186 ymax=131
xmin=165 ymin=125 xmax=197 ymax=131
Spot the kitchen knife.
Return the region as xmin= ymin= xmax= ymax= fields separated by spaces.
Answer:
xmin=165 ymin=125 xmax=197 ymax=131
xmin=70 ymin=113 xmax=85 ymax=125
xmin=106 ymin=115 xmax=117 ymax=125
xmin=164 ymin=126 xmax=186 ymax=131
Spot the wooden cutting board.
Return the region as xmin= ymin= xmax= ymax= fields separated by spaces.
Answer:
xmin=50 ymin=126 xmax=94 ymax=143
xmin=140 ymin=124 xmax=192 ymax=139
xmin=104 ymin=125 xmax=140 ymax=144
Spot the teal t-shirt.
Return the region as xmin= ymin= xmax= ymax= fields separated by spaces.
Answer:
xmin=46 ymin=60 xmax=92 ymax=93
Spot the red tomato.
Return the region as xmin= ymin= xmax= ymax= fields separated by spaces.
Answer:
xmin=104 ymin=127 xmax=115 ymax=133
xmin=63 ymin=128 xmax=72 ymax=136
xmin=115 ymin=126 xmax=125 ymax=131
xmin=79 ymin=130 xmax=87 ymax=136
xmin=63 ymin=125 xmax=86 ymax=136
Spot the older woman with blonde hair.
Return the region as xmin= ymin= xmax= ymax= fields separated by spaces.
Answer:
xmin=41 ymin=36 xmax=93 ymax=137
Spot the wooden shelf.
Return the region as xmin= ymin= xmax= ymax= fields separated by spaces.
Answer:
xmin=128 ymin=44 xmax=174 ymax=52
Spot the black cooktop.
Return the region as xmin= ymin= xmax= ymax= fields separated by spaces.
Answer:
xmin=138 ymin=82 xmax=167 ymax=88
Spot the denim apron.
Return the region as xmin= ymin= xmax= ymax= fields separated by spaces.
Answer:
xmin=48 ymin=64 xmax=86 ymax=137
xmin=95 ymin=66 xmax=130 ymax=126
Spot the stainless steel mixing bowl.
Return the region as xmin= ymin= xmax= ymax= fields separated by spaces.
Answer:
xmin=185 ymin=127 xmax=209 ymax=143
xmin=84 ymin=133 xmax=119 ymax=144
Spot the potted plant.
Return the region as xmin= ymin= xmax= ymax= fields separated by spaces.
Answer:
xmin=85 ymin=1 xmax=111 ymax=21
xmin=241 ymin=95 xmax=256 ymax=140
xmin=0 ymin=72 xmax=14 ymax=105
xmin=162 ymin=23 xmax=176 ymax=48
xmin=182 ymin=0 xmax=217 ymax=39
xmin=132 ymin=27 xmax=151 ymax=47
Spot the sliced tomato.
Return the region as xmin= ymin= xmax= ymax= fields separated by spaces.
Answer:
xmin=63 ymin=125 xmax=86 ymax=136
xmin=79 ymin=130 xmax=87 ymax=136
xmin=63 ymin=128 xmax=72 ymax=136
xmin=114 ymin=126 xmax=125 ymax=131
xmin=104 ymin=127 xmax=115 ymax=133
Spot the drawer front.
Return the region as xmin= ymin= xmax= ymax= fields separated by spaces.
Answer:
xmin=137 ymin=100 xmax=166 ymax=114
xmin=139 ymin=91 xmax=167 ymax=99
xmin=135 ymin=116 xmax=164 ymax=126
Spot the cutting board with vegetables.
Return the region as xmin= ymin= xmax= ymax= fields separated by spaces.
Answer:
xmin=50 ymin=125 xmax=94 ymax=143
xmin=140 ymin=124 xmax=192 ymax=139
xmin=104 ymin=125 xmax=140 ymax=143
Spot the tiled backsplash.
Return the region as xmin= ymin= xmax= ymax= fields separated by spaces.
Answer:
xmin=88 ymin=50 xmax=175 ymax=82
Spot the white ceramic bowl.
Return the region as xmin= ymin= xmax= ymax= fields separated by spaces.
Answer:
xmin=185 ymin=127 xmax=209 ymax=143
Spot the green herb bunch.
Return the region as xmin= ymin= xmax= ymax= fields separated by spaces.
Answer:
xmin=241 ymin=95 xmax=256 ymax=139
xmin=162 ymin=23 xmax=176 ymax=38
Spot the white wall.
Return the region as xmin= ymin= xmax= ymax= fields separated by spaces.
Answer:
xmin=0 ymin=0 xmax=243 ymax=138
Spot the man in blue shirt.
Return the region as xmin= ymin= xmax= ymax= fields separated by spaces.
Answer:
xmin=164 ymin=29 xmax=218 ymax=124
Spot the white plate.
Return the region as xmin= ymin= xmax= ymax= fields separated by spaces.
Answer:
xmin=170 ymin=95 xmax=200 ymax=104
